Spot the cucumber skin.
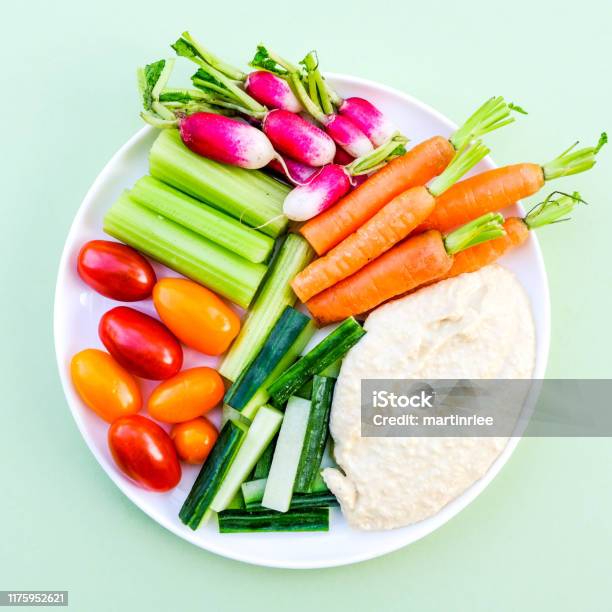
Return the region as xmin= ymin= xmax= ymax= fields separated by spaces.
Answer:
xmin=253 ymin=437 xmax=277 ymax=479
xmin=246 ymin=491 xmax=338 ymax=512
xmin=179 ymin=422 xmax=245 ymax=530
xmin=294 ymin=376 xmax=335 ymax=493
xmin=268 ymin=318 xmax=365 ymax=406
xmin=218 ymin=508 xmax=329 ymax=533
xmin=224 ymin=307 xmax=310 ymax=410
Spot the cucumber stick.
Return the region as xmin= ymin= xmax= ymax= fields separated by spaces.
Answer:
xmin=149 ymin=129 xmax=289 ymax=237
xmin=294 ymin=376 xmax=335 ymax=493
xmin=253 ymin=437 xmax=276 ymax=479
xmin=247 ymin=492 xmax=338 ymax=512
xmin=268 ymin=317 xmax=365 ymax=406
xmin=220 ymin=234 xmax=315 ymax=382
xmin=224 ymin=307 xmax=310 ymax=411
xmin=210 ymin=405 xmax=283 ymax=513
xmin=242 ymin=473 xmax=329 ymax=506
xmin=217 ymin=508 xmax=329 ymax=533
xmin=104 ymin=194 xmax=265 ymax=309
xmin=262 ymin=397 xmax=311 ymax=513
xmin=179 ymin=421 xmax=246 ymax=529
xmin=129 ymin=176 xmax=274 ymax=264
xmin=240 ymin=321 xmax=315 ymax=420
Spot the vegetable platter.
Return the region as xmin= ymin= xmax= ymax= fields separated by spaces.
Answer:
xmin=55 ymin=33 xmax=596 ymax=566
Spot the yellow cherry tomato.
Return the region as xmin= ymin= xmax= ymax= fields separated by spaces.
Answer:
xmin=70 ymin=349 xmax=141 ymax=423
xmin=147 ymin=367 xmax=224 ymax=424
xmin=153 ymin=278 xmax=240 ymax=356
xmin=171 ymin=417 xmax=219 ymax=464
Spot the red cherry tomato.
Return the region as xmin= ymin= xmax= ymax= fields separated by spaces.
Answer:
xmin=99 ymin=306 xmax=183 ymax=380
xmin=108 ymin=415 xmax=181 ymax=492
xmin=77 ymin=240 xmax=156 ymax=301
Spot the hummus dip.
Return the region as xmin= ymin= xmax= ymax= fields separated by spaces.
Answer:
xmin=323 ymin=265 xmax=535 ymax=530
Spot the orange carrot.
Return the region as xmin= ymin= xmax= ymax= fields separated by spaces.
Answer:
xmin=300 ymin=136 xmax=455 ymax=254
xmin=446 ymin=218 xmax=528 ymax=278
xmin=300 ymin=96 xmax=525 ymax=255
xmin=293 ymin=186 xmax=435 ymax=302
xmin=445 ymin=191 xmax=583 ymax=279
xmin=305 ymin=213 xmax=505 ymax=325
xmin=418 ymin=164 xmax=544 ymax=233
xmin=418 ymin=134 xmax=606 ymax=233
xmin=293 ymin=140 xmax=492 ymax=302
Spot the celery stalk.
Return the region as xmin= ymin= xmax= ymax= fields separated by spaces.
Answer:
xmin=129 ymin=176 xmax=274 ymax=264
xmin=219 ymin=234 xmax=315 ymax=381
xmin=104 ymin=194 xmax=266 ymax=308
xmin=149 ymin=130 xmax=289 ymax=237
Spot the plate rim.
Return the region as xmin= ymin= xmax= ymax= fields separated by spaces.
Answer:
xmin=53 ymin=72 xmax=551 ymax=569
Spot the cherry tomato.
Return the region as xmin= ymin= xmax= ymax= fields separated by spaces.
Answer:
xmin=70 ymin=349 xmax=141 ymax=423
xmin=171 ymin=417 xmax=219 ymax=464
xmin=153 ymin=278 xmax=240 ymax=356
xmin=99 ymin=306 xmax=183 ymax=380
xmin=108 ymin=415 xmax=181 ymax=491
xmin=77 ymin=240 xmax=156 ymax=301
xmin=147 ymin=367 xmax=224 ymax=423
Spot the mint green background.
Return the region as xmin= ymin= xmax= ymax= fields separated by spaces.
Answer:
xmin=2 ymin=0 xmax=611 ymax=609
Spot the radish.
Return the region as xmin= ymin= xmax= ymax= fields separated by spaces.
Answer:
xmin=171 ymin=32 xmax=303 ymax=114
xmin=294 ymin=49 xmax=398 ymax=147
xmin=172 ymin=34 xmax=336 ymax=167
xmin=283 ymin=134 xmax=408 ymax=221
xmin=245 ymin=71 xmax=303 ymax=113
xmin=262 ymin=109 xmax=336 ymax=166
xmin=337 ymin=97 xmax=398 ymax=147
xmin=180 ymin=112 xmax=280 ymax=169
xmin=138 ymin=60 xmax=289 ymax=170
xmin=289 ymin=51 xmax=373 ymax=158
xmin=268 ymin=156 xmax=317 ymax=185
xmin=283 ymin=165 xmax=351 ymax=221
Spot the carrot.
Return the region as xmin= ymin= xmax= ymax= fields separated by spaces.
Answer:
xmin=305 ymin=212 xmax=506 ymax=325
xmin=418 ymin=134 xmax=606 ymax=233
xmin=300 ymin=136 xmax=454 ymax=254
xmin=300 ymin=96 xmax=523 ymax=255
xmin=292 ymin=140 xmax=491 ymax=302
xmin=445 ymin=191 xmax=584 ymax=278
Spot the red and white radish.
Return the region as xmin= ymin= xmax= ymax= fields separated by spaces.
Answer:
xmin=283 ymin=165 xmax=351 ymax=221
xmin=283 ymin=135 xmax=408 ymax=221
xmin=338 ymin=97 xmax=398 ymax=147
xmin=322 ymin=113 xmax=373 ymax=158
xmin=179 ymin=112 xmax=281 ymax=169
xmin=245 ymin=71 xmax=303 ymax=113
xmin=262 ymin=109 xmax=336 ymax=167
xmin=268 ymin=156 xmax=318 ymax=185
xmin=288 ymin=61 xmax=374 ymax=159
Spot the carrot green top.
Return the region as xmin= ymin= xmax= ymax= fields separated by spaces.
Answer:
xmin=450 ymin=96 xmax=526 ymax=151
xmin=443 ymin=212 xmax=507 ymax=256
xmin=541 ymin=133 xmax=607 ymax=180
xmin=524 ymin=191 xmax=585 ymax=229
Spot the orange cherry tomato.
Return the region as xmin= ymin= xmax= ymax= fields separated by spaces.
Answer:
xmin=147 ymin=367 xmax=225 ymax=424
xmin=70 ymin=349 xmax=141 ymax=423
xmin=171 ymin=417 xmax=219 ymax=464
xmin=153 ymin=278 xmax=240 ymax=356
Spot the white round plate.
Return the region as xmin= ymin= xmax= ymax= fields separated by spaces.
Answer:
xmin=54 ymin=74 xmax=550 ymax=569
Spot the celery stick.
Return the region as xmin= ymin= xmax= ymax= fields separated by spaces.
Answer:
xmin=104 ymin=194 xmax=266 ymax=308
xmin=129 ymin=176 xmax=274 ymax=264
xmin=149 ymin=129 xmax=289 ymax=237
xmin=220 ymin=234 xmax=315 ymax=381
